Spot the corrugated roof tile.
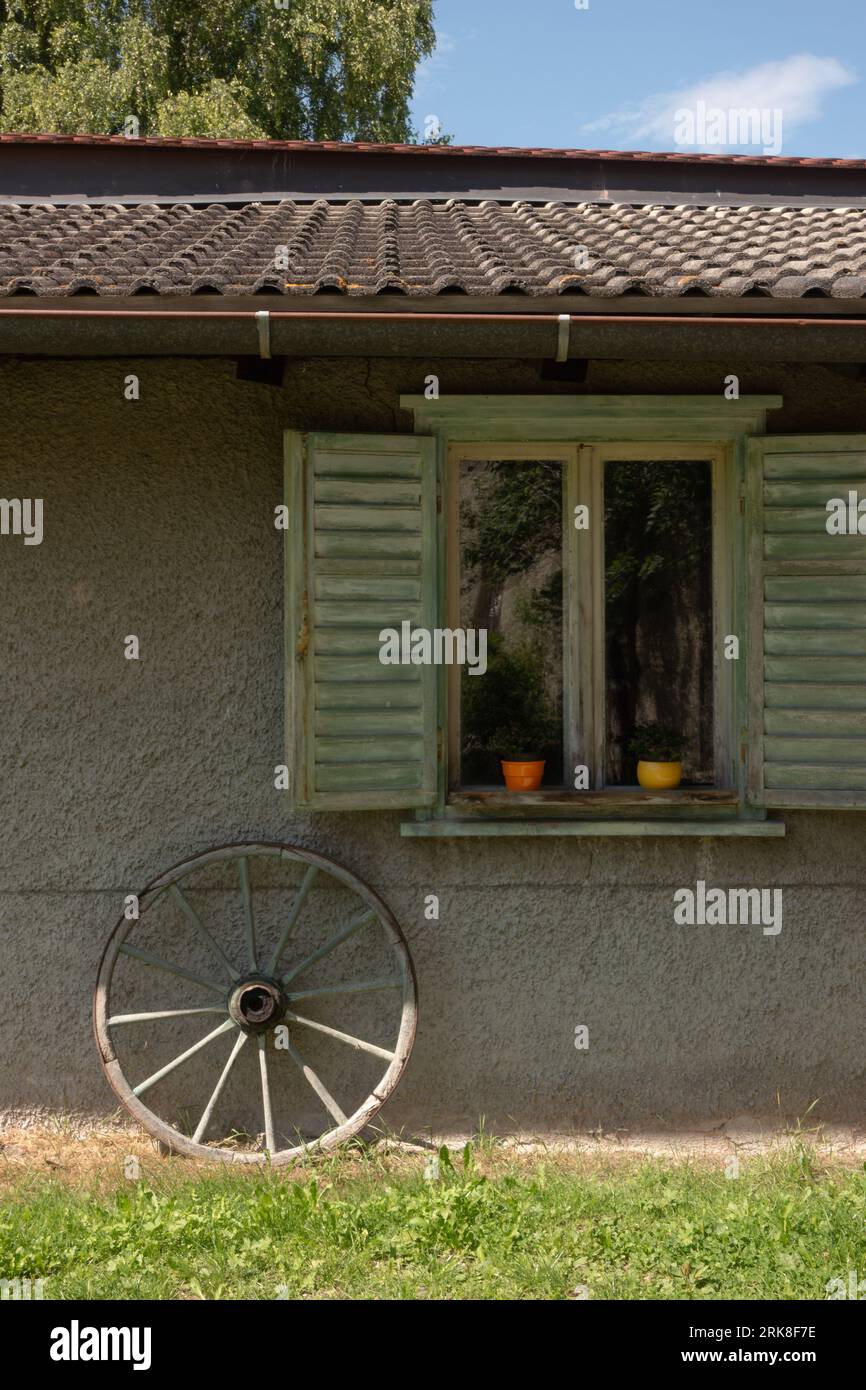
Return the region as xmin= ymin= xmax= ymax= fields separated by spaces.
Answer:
xmin=2 ymin=198 xmax=866 ymax=298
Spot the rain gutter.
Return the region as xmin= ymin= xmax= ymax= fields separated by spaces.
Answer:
xmin=0 ymin=306 xmax=864 ymax=361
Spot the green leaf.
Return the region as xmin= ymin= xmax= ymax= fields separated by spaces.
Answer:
xmin=0 ymin=2 xmax=436 ymax=140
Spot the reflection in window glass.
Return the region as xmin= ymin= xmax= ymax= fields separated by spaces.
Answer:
xmin=458 ymin=460 xmax=564 ymax=787
xmin=604 ymin=459 xmax=714 ymax=786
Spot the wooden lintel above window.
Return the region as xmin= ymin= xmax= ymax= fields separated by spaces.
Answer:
xmin=401 ymin=394 xmax=784 ymax=441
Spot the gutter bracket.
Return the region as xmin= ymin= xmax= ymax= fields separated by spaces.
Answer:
xmin=556 ymin=313 xmax=571 ymax=363
xmin=255 ymin=309 xmax=272 ymax=359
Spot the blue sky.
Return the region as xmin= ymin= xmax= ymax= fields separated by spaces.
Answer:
xmin=411 ymin=0 xmax=865 ymax=157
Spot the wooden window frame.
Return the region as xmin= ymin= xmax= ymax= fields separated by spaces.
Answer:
xmin=445 ymin=443 xmax=578 ymax=794
xmin=447 ymin=441 xmax=733 ymax=807
xmin=399 ymin=394 xmax=784 ymax=832
xmin=589 ymin=442 xmax=734 ymax=794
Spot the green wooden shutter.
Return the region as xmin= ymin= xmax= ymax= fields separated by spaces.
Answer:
xmin=285 ymin=431 xmax=439 ymax=810
xmin=747 ymin=435 xmax=866 ymax=808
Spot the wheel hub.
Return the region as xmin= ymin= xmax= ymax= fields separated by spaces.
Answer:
xmin=228 ymin=975 xmax=286 ymax=1033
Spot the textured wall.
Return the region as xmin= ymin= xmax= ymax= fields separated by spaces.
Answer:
xmin=0 ymin=354 xmax=863 ymax=1134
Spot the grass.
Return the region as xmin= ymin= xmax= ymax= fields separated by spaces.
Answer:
xmin=1 ymin=1137 xmax=865 ymax=1300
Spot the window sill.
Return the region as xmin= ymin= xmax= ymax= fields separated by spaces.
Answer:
xmin=401 ymin=816 xmax=785 ymax=839
xmin=402 ymin=788 xmax=784 ymax=837
xmin=448 ymin=788 xmax=737 ymax=813
xmin=400 ymin=788 xmax=786 ymax=836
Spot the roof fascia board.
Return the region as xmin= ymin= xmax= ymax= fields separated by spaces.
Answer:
xmin=3 ymin=144 xmax=866 ymax=207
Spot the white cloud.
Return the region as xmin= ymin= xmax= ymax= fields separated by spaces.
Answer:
xmin=582 ymin=54 xmax=857 ymax=153
xmin=414 ymin=30 xmax=457 ymax=95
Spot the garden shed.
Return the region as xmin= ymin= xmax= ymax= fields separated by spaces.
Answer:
xmin=1 ymin=134 xmax=865 ymax=1149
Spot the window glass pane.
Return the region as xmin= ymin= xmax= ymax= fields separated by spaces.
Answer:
xmin=458 ymin=459 xmax=564 ymax=787
xmin=604 ymin=459 xmax=714 ymax=786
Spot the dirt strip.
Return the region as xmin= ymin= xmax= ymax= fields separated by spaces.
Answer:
xmin=1 ymin=1109 xmax=864 ymax=1192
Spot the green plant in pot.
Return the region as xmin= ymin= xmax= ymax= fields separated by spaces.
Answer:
xmin=462 ymin=634 xmax=559 ymax=790
xmin=628 ymin=722 xmax=687 ymax=790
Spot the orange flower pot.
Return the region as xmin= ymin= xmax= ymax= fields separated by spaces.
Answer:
xmin=501 ymin=758 xmax=545 ymax=791
xmin=636 ymin=759 xmax=683 ymax=790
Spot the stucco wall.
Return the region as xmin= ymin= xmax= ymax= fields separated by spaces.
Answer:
xmin=0 ymin=353 xmax=863 ymax=1134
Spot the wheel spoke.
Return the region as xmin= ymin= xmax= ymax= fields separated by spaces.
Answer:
xmin=286 ymin=977 xmax=402 ymax=1002
xmin=258 ymin=1036 xmax=276 ymax=1152
xmin=266 ymin=865 xmax=319 ymax=974
xmin=192 ymin=1030 xmax=249 ymax=1144
xmin=109 ymin=1006 xmax=228 ymax=1026
xmin=285 ymin=1010 xmax=395 ymax=1062
xmin=96 ymin=841 xmax=418 ymax=1164
xmin=281 ymin=1037 xmax=348 ymax=1127
xmin=171 ymin=884 xmax=239 ymax=981
xmin=133 ymin=1019 xmax=237 ymax=1097
xmin=281 ymin=908 xmax=377 ymax=986
xmin=239 ymin=856 xmax=257 ymax=971
xmin=118 ymin=943 xmax=226 ymax=997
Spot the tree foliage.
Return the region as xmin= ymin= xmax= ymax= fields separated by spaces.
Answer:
xmin=0 ymin=1 xmax=437 ymax=140
xmin=604 ymin=459 xmax=711 ymax=606
xmin=462 ymin=461 xmax=563 ymax=581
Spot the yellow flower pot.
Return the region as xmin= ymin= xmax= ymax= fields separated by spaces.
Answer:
xmin=637 ymin=759 xmax=682 ymax=790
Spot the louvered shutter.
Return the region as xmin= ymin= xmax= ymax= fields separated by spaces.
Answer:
xmin=747 ymin=435 xmax=866 ymax=807
xmin=285 ymin=432 xmax=438 ymax=810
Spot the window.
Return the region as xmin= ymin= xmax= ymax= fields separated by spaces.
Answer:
xmin=448 ymin=443 xmax=732 ymax=799
xmin=603 ymin=457 xmax=714 ymax=787
xmin=451 ymin=450 xmax=569 ymax=790
xmin=284 ymin=402 xmax=866 ymax=834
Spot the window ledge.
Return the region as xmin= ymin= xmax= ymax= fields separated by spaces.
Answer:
xmin=448 ymin=788 xmax=737 ymax=811
xmin=401 ymin=817 xmax=785 ymax=839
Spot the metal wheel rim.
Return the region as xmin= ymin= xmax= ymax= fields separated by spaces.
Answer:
xmin=93 ymin=841 xmax=417 ymax=1165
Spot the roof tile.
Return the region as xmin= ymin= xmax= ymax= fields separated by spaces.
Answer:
xmin=2 ymin=198 xmax=866 ymax=299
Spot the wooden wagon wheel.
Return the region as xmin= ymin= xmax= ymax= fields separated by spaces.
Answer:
xmin=94 ymin=842 xmax=417 ymax=1164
